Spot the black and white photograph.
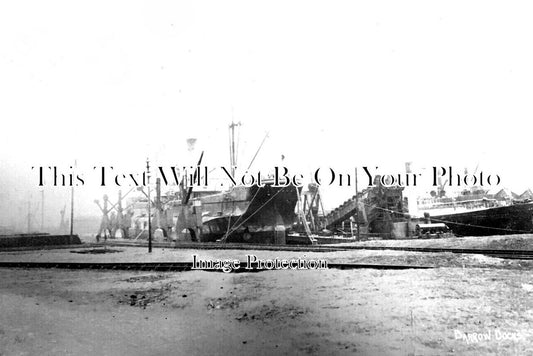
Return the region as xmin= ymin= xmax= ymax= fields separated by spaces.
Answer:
xmin=1 ymin=1 xmax=533 ymax=355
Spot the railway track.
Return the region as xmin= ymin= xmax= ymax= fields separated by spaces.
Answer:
xmin=100 ymin=240 xmax=533 ymax=260
xmin=2 ymin=240 xmax=533 ymax=260
xmin=0 ymin=261 xmax=433 ymax=272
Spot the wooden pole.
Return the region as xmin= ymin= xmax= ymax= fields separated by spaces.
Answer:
xmin=41 ymin=190 xmax=44 ymax=231
xmin=147 ymin=158 xmax=152 ymax=253
xmin=355 ymin=167 xmax=360 ymax=240
xmin=70 ymin=161 xmax=76 ymax=242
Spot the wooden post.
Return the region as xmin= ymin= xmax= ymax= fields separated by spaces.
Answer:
xmin=70 ymin=187 xmax=74 ymax=237
xmin=41 ymin=190 xmax=44 ymax=231
xmin=147 ymin=158 xmax=152 ymax=253
xmin=70 ymin=160 xmax=76 ymax=243
xmin=355 ymin=167 xmax=360 ymax=240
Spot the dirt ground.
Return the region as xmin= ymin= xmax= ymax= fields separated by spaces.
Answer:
xmin=1 ymin=236 xmax=533 ymax=355
xmin=346 ymin=233 xmax=533 ymax=251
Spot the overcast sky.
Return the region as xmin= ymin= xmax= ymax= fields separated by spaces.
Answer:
xmin=1 ymin=1 xmax=533 ymax=229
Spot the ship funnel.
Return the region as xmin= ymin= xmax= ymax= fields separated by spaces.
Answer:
xmin=186 ymin=138 xmax=197 ymax=152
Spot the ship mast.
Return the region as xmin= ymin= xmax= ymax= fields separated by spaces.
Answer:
xmin=228 ymin=121 xmax=241 ymax=177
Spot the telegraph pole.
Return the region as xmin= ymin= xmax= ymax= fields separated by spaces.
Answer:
xmin=355 ymin=167 xmax=360 ymax=240
xmin=40 ymin=190 xmax=44 ymax=231
xmin=70 ymin=185 xmax=74 ymax=237
xmin=147 ymin=158 xmax=152 ymax=253
xmin=70 ymin=161 xmax=76 ymax=242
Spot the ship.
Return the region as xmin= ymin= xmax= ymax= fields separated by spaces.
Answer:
xmin=417 ymin=187 xmax=533 ymax=236
xmin=173 ymin=122 xmax=301 ymax=244
xmin=96 ymin=123 xmax=301 ymax=244
xmin=118 ymin=122 xmax=294 ymax=244
xmin=176 ymin=179 xmax=300 ymax=243
xmin=320 ymin=173 xmax=533 ymax=239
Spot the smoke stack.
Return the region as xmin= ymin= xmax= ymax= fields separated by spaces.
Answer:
xmin=405 ymin=162 xmax=412 ymax=174
xmin=186 ymin=138 xmax=197 ymax=152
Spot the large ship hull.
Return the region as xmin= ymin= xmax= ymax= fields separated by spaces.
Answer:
xmin=428 ymin=202 xmax=533 ymax=236
xmin=176 ymin=183 xmax=300 ymax=243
